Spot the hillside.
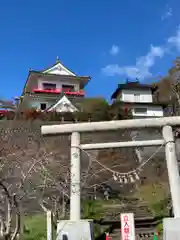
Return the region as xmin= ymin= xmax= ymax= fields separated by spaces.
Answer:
xmin=0 ymin=120 xmax=170 ymax=220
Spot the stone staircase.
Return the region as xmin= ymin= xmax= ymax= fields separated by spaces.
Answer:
xmin=109 ymin=228 xmax=156 ymax=240
xmin=100 ymin=201 xmax=152 ymax=221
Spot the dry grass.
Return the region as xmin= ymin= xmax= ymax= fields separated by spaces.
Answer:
xmin=133 ymin=182 xmax=169 ymax=205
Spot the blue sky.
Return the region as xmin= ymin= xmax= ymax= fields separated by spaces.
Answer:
xmin=0 ymin=0 xmax=180 ymax=101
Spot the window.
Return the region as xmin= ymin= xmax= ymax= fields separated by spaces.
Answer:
xmin=43 ymin=83 xmax=56 ymax=90
xmin=134 ymin=108 xmax=147 ymax=114
xmin=62 ymin=84 xmax=75 ymax=92
xmin=134 ymin=94 xmax=140 ymax=102
xmin=40 ymin=103 xmax=47 ymax=110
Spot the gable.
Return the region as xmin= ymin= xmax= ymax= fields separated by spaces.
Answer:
xmin=48 ymin=95 xmax=78 ymax=113
xmin=43 ymin=62 xmax=76 ymax=76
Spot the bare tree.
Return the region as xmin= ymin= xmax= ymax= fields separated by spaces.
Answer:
xmin=0 ymin=112 xmax=145 ymax=239
xmin=170 ymin=58 xmax=180 ymax=109
xmin=0 ymin=180 xmax=20 ymax=240
xmin=156 ymin=58 xmax=180 ymax=116
xmin=0 ymin=120 xmax=58 ymax=239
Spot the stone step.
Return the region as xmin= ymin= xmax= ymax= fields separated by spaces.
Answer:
xmin=109 ymin=228 xmax=156 ymax=240
xmin=102 ymin=205 xmax=152 ymax=221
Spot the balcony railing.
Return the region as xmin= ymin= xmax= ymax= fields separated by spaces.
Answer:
xmin=0 ymin=110 xmax=9 ymax=114
xmin=33 ymin=88 xmax=85 ymax=96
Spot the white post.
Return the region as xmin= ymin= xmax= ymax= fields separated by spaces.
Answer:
xmin=47 ymin=211 xmax=53 ymax=240
xmin=163 ymin=125 xmax=180 ymax=217
xmin=70 ymin=132 xmax=81 ymax=221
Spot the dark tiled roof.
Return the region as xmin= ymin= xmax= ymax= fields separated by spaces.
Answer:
xmin=19 ymin=92 xmax=86 ymax=110
xmin=119 ymin=82 xmax=154 ymax=89
xmin=113 ymin=100 xmax=167 ymax=108
xmin=111 ymin=81 xmax=158 ymax=99
xmin=29 ymin=70 xmax=91 ymax=79
xmin=23 ymin=92 xmax=84 ymax=100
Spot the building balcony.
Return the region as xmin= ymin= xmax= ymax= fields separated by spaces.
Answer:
xmin=0 ymin=110 xmax=9 ymax=114
xmin=32 ymin=88 xmax=85 ymax=96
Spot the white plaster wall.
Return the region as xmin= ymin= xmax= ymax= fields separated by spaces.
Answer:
xmin=131 ymin=104 xmax=164 ymax=117
xmin=146 ymin=106 xmax=164 ymax=117
xmin=43 ymin=62 xmax=76 ymax=76
xmin=28 ymin=100 xmax=54 ymax=110
xmin=37 ymin=79 xmax=80 ymax=91
xmin=121 ymin=89 xmax=153 ymax=103
xmin=47 ymin=68 xmax=72 ymax=75
xmin=52 ymin=104 xmax=77 ymax=112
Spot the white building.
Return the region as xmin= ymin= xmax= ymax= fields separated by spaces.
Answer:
xmin=20 ymin=57 xmax=91 ymax=112
xmin=111 ymin=80 xmax=165 ymax=118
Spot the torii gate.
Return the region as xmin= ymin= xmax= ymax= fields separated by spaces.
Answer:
xmin=41 ymin=116 xmax=180 ymax=239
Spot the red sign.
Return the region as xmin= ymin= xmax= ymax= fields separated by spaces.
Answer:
xmin=121 ymin=213 xmax=135 ymax=240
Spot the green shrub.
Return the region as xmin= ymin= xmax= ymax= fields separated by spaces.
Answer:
xmin=82 ymin=200 xmax=107 ymax=238
xmin=150 ymin=198 xmax=169 ymax=217
xmin=82 ymin=199 xmax=103 ymax=220
xmin=156 ymin=222 xmax=163 ymax=235
xmin=23 ymin=215 xmax=47 ymax=240
xmin=21 ymin=200 xmax=110 ymax=240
